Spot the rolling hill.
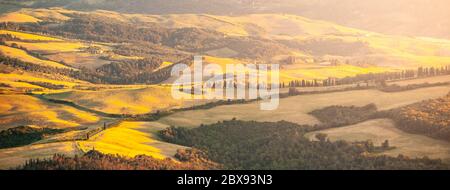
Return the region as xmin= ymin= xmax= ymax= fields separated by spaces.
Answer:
xmin=2 ymin=0 xmax=450 ymax=39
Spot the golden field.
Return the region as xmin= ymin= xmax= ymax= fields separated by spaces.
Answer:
xmin=157 ymin=85 xmax=450 ymax=127
xmin=44 ymin=85 xmax=211 ymax=115
xmin=5 ymin=41 xmax=87 ymax=54
xmin=77 ymin=121 xmax=185 ymax=159
xmin=0 ymin=12 xmax=41 ymax=23
xmin=0 ymin=30 xmax=62 ymax=41
xmin=388 ymin=75 xmax=450 ymax=86
xmin=0 ymin=95 xmax=101 ymax=130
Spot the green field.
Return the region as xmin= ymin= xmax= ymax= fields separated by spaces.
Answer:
xmin=388 ymin=75 xmax=450 ymax=86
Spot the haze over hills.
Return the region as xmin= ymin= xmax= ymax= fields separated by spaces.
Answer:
xmin=2 ymin=0 xmax=450 ymax=39
xmin=2 ymin=7 xmax=450 ymax=71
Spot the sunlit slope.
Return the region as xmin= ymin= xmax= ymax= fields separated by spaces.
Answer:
xmin=0 ymin=69 xmax=88 ymax=92
xmin=78 ymin=121 xmax=185 ymax=159
xmin=0 ymin=95 xmax=100 ymax=130
xmin=0 ymin=45 xmax=73 ymax=69
xmin=44 ymin=86 xmax=210 ymax=115
xmin=4 ymin=41 xmax=87 ymax=53
xmin=0 ymin=12 xmax=41 ymax=23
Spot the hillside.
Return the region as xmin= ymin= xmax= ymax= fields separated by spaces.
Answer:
xmin=2 ymin=0 xmax=450 ymax=39
xmin=2 ymin=8 xmax=450 ymax=70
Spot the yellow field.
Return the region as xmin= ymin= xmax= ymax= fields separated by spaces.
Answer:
xmin=305 ymin=119 xmax=450 ymax=159
xmin=202 ymin=56 xmax=388 ymax=82
xmin=0 ymin=95 xmax=101 ymax=130
xmin=77 ymin=121 xmax=185 ymax=159
xmin=204 ymin=56 xmax=246 ymax=66
xmin=0 ymin=45 xmax=73 ymax=69
xmin=155 ymin=61 xmax=175 ymax=71
xmin=0 ymin=30 xmax=62 ymax=41
xmin=158 ymin=85 xmax=450 ymax=127
xmin=0 ymin=12 xmax=41 ymax=23
xmin=105 ymin=53 xmax=143 ymax=61
xmin=0 ymin=141 xmax=79 ymax=169
xmin=5 ymin=41 xmax=86 ymax=53
xmin=280 ymin=64 xmax=394 ymax=81
xmin=45 ymin=85 xmax=210 ymax=115
xmin=19 ymin=8 xmax=73 ymax=21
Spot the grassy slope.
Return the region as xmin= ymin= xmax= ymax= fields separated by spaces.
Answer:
xmin=77 ymin=121 xmax=185 ymax=159
xmin=305 ymin=119 xmax=450 ymax=159
xmin=0 ymin=141 xmax=79 ymax=169
xmin=0 ymin=30 xmax=62 ymax=41
xmin=0 ymin=12 xmax=41 ymax=23
xmin=0 ymin=95 xmax=101 ymax=130
xmin=44 ymin=85 xmax=212 ymax=115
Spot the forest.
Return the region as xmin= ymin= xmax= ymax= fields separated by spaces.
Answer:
xmin=388 ymin=93 xmax=450 ymax=141
xmin=158 ymin=120 xmax=449 ymax=170
xmin=310 ymin=104 xmax=378 ymax=128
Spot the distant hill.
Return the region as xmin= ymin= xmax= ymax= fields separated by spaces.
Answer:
xmin=2 ymin=7 xmax=450 ymax=69
xmin=2 ymin=0 xmax=450 ymax=39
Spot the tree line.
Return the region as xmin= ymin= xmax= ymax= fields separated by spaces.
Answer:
xmin=284 ymin=66 xmax=450 ymax=88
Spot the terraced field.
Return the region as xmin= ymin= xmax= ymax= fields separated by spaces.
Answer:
xmin=5 ymin=41 xmax=87 ymax=54
xmin=0 ymin=12 xmax=41 ymax=23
